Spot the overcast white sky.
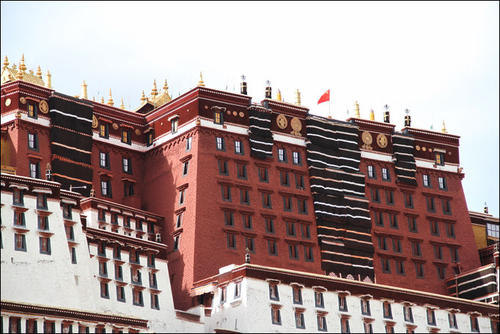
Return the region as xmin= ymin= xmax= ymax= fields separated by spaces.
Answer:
xmin=2 ymin=1 xmax=498 ymax=216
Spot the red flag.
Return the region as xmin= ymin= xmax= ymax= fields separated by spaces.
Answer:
xmin=317 ymin=89 xmax=330 ymax=104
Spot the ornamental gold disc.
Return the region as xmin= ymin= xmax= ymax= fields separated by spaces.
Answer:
xmin=112 ymin=123 xmax=119 ymax=130
xmin=135 ymin=128 xmax=141 ymax=136
xmin=276 ymin=114 xmax=288 ymax=129
xmin=361 ymin=131 xmax=373 ymax=145
xmin=291 ymin=117 xmax=302 ymax=132
xmin=39 ymin=100 xmax=49 ymax=114
xmin=92 ymin=115 xmax=98 ymax=128
xmin=20 ymin=97 xmax=26 ymax=104
xmin=4 ymin=98 xmax=11 ymax=107
xmin=376 ymin=133 xmax=388 ymax=148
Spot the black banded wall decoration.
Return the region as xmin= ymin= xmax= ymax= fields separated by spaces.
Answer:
xmin=49 ymin=92 xmax=93 ymax=197
xmin=392 ymin=134 xmax=417 ymax=186
xmin=248 ymin=106 xmax=273 ymax=159
xmin=306 ymin=115 xmax=374 ymax=282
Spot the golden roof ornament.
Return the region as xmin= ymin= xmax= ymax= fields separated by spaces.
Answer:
xmin=46 ymin=70 xmax=52 ymax=88
xmin=151 ymin=79 xmax=158 ymax=97
xmin=12 ymin=63 xmax=17 ymax=71
xmin=140 ymin=90 xmax=147 ymax=103
xmin=120 ymin=98 xmax=125 ymax=109
xmin=16 ymin=68 xmax=23 ymax=80
xmin=29 ymin=69 xmax=34 ymax=75
xmin=355 ymin=101 xmax=360 ymax=118
xmin=296 ymin=89 xmax=301 ymax=106
xmin=3 ymin=56 xmax=8 ymax=69
xmin=163 ymin=79 xmax=169 ymax=92
xmin=100 ymin=96 xmax=104 ymax=104
xmin=36 ymin=65 xmax=42 ymax=79
xmin=107 ymin=88 xmax=114 ymax=106
xmin=198 ymin=72 xmax=205 ymax=87
xmin=277 ymin=89 xmax=282 ymax=101
xmin=81 ymin=80 xmax=88 ymax=99
xmin=369 ymin=109 xmax=375 ymax=121
xmin=19 ymin=54 xmax=27 ymax=72
xmin=441 ymin=120 xmax=447 ymax=133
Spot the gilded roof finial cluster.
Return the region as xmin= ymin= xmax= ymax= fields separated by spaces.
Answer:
xmin=1 ymin=54 xmax=49 ymax=88
xmin=139 ymin=78 xmax=172 ymax=108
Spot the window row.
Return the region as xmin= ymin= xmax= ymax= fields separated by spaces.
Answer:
xmin=98 ymin=152 xmax=133 ymax=174
xmin=215 ymin=136 xmax=302 ymax=165
xmin=380 ymin=257 xmax=458 ymax=279
xmin=96 ymin=241 xmax=156 ymax=268
xmin=97 ymin=210 xmax=157 ymax=234
xmin=97 ymin=262 xmax=157 ymax=287
xmin=374 ymin=213 xmax=455 ymax=238
xmin=225 ymin=234 xmax=314 ymax=261
xmin=98 ymin=123 xmax=133 ymax=145
xmin=99 ymin=282 xmax=160 ymax=309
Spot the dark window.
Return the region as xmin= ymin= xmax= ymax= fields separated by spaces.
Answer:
xmin=392 ymin=238 xmax=402 ymax=253
xmin=265 ymin=217 xmax=275 ymax=233
xmin=38 ymin=215 xmax=49 ymax=230
xmin=258 ymin=167 xmax=269 ymax=182
xmin=242 ymin=214 xmax=252 ymax=229
xmin=403 ymin=305 xmax=414 ymax=322
xmin=450 ymin=247 xmax=459 ymax=263
xmin=27 ymin=101 xmax=38 ymax=118
xmin=426 ymin=197 xmax=435 ymax=212
xmin=122 ymin=157 xmax=132 ymax=174
xmin=289 ymin=244 xmax=299 ymax=260
xmin=317 ymin=314 xmax=327 ymax=331
xmin=99 ymin=123 xmax=109 ymax=138
xmin=147 ymin=131 xmax=154 ymax=146
xmin=39 ymin=236 xmax=51 ymax=254
xmin=245 ymin=237 xmax=255 ymax=252
xmin=314 ymin=291 xmax=324 ymax=308
xmin=433 ymin=245 xmax=443 ymax=260
xmin=301 ymin=224 xmax=311 ymax=239
xmin=227 ymin=233 xmax=236 ymax=249
xmin=378 ymin=236 xmax=388 ymax=250
xmin=123 ymin=181 xmax=134 ymax=197
xmin=216 ymin=137 xmax=225 ymax=151
xmin=234 ymin=140 xmax=244 ymax=154
xmin=383 ymin=301 xmax=392 ymax=319
xmin=446 ymin=223 xmax=455 ymax=238
xmin=14 ymin=233 xmax=26 ymax=251
xmin=99 ymin=152 xmax=110 ymax=168
xmin=269 ymin=283 xmax=280 ymax=301
xmin=375 ymin=211 xmax=384 ymax=226
xmin=292 ymin=151 xmax=301 ymax=165
xmin=179 ymin=188 xmax=185 ymax=205
xmin=361 ymin=299 xmax=371 ymax=315
xmin=148 ymin=254 xmax=155 ymax=268
xmin=171 ymin=118 xmax=178 ymax=133
xmin=101 ymin=179 xmax=112 ymax=198
xmin=408 ymin=216 xmax=417 ymax=232
xmin=435 ymin=152 xmax=445 ymax=166
xmin=371 ymin=188 xmax=380 ymax=202
xmin=295 ymin=173 xmax=305 ymax=189
xmin=173 ymin=235 xmax=180 ymax=251
xmin=28 ymin=132 xmax=38 ymax=151
xmin=278 ymin=148 xmax=287 ymax=162
xmin=415 ymin=262 xmax=424 ymax=278
xmin=382 ymin=167 xmax=390 ymax=181
xmin=338 ymin=295 xmax=348 ymax=311
xmin=133 ymin=289 xmax=144 ymax=306
xmin=437 ymin=265 xmax=446 ymax=280
xmin=268 ymin=239 xmax=278 ymax=256
xmin=381 ymin=257 xmax=391 ymax=273
xmin=36 ymin=194 xmax=47 ymax=209
xmin=176 ymin=211 xmax=183 ymax=228
xmin=286 ymin=222 xmax=296 ymax=236
xmin=71 ymin=247 xmax=77 ymax=264
xmin=224 ymin=211 xmax=234 ymax=226
xmin=280 ymin=170 xmax=290 ymax=186
xmin=292 ymin=285 xmax=302 ymax=304
xmin=218 ymin=159 xmax=229 ymax=175
xmin=389 ymin=213 xmax=398 ymax=229
xmin=471 ymin=316 xmax=479 ymax=332
xmin=438 ymin=176 xmax=447 ymax=190
xmin=240 ymin=189 xmax=250 ymax=205
xmin=271 ymin=308 xmax=281 ymax=325
xmin=283 ymin=196 xmax=292 ymax=211
xmin=295 ymin=312 xmax=305 ymax=329
xmin=304 ymin=246 xmax=314 ymax=262
xmin=411 ymin=241 xmax=422 ymax=257
xmin=448 ymin=313 xmax=458 ymax=329
xmin=100 ymin=282 xmax=109 ymax=298
xmin=386 ymin=190 xmax=394 ymax=205
xmin=214 ymin=110 xmax=223 ymax=124
xmin=13 ymin=189 xmax=24 ymax=206
xmin=65 ymin=225 xmax=74 ymax=240
xmin=186 ymin=136 xmax=192 ymax=151
xmin=151 ymin=293 xmax=160 ymax=310
xmin=262 ymin=193 xmax=272 ymax=209
xmin=236 ymin=163 xmax=247 ymax=179
xmin=430 ymin=221 xmax=439 ymax=236
xmin=367 ymin=165 xmax=376 ymax=179
xmin=395 ymin=260 xmax=405 ymax=275
xmin=364 ymin=322 xmax=373 ymax=334
xmin=113 ymin=245 xmax=121 ymax=259
xmin=404 ymin=193 xmax=414 ymax=208
xmin=442 ymin=199 xmax=452 ymax=215
xmin=341 ymin=318 xmax=350 ymax=334
xmin=121 ymin=129 xmax=131 ymax=144
xmin=29 ymin=161 xmax=40 ymax=178
xmin=99 ymin=261 xmax=108 ymax=277
xmin=423 ymin=174 xmax=431 ymax=187
xmin=221 ymin=184 xmax=231 ymax=202
xmin=117 ymin=286 xmax=126 ymax=302
xmin=298 ymin=198 xmax=307 ymax=214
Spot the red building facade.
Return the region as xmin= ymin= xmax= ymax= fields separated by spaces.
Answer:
xmin=0 ymin=70 xmax=483 ymax=310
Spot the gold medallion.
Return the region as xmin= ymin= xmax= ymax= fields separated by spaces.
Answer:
xmin=39 ymin=100 xmax=49 ymax=114
xmin=361 ymin=131 xmax=373 ymax=150
xmin=415 ymin=145 xmax=420 ymax=151
xmin=112 ymin=123 xmax=119 ymax=130
xmin=376 ymin=134 xmax=388 ymax=148
xmin=92 ymin=115 xmax=98 ymax=128
xmin=276 ymin=114 xmax=288 ymax=129
xmin=20 ymin=97 xmax=26 ymax=104
xmin=290 ymin=117 xmax=302 ymax=134
xmin=239 ymin=112 xmax=245 ymax=118
xmin=5 ymin=98 xmax=11 ymax=107
xmin=135 ymin=128 xmax=141 ymax=136
xmin=232 ymin=111 xmax=238 ymax=116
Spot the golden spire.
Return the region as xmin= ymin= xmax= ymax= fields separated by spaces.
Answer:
xmin=46 ymin=70 xmax=52 ymax=88
xmin=140 ymin=90 xmax=147 ymax=103
xmin=36 ymin=65 xmax=42 ymax=79
xmin=151 ymin=79 xmax=159 ymax=98
xmin=100 ymin=96 xmax=104 ymax=103
xmin=198 ymin=72 xmax=205 ymax=87
xmin=3 ymin=56 xmax=8 ymax=69
xmin=163 ymin=79 xmax=169 ymax=92
xmin=19 ymin=54 xmax=27 ymax=72
xmin=107 ymin=88 xmax=114 ymax=106
xmin=29 ymin=69 xmax=34 ymax=75
xmin=12 ymin=63 xmax=17 ymax=71
xmin=441 ymin=120 xmax=447 ymax=133
xmin=354 ymin=101 xmax=360 ymax=118
xmin=369 ymin=109 xmax=375 ymax=121
xmin=296 ymin=89 xmax=301 ymax=106
xmin=81 ymin=80 xmax=88 ymax=99
xmin=120 ymin=98 xmax=125 ymax=109
xmin=277 ymin=89 xmax=282 ymax=101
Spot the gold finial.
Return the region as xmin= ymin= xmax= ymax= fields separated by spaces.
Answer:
xmin=120 ymin=98 xmax=125 ymax=109
xmin=46 ymin=70 xmax=52 ymax=88
xmin=369 ymin=109 xmax=375 ymax=121
xmin=81 ymin=80 xmax=88 ymax=99
xmin=100 ymin=96 xmax=104 ymax=104
xmin=3 ymin=56 xmax=9 ymax=69
xmin=107 ymin=88 xmax=114 ymax=106
xmin=140 ymin=90 xmax=147 ymax=103
xmin=277 ymin=89 xmax=282 ymax=101
xmin=29 ymin=69 xmax=34 ymax=75
xmin=36 ymin=65 xmax=42 ymax=79
xmin=19 ymin=54 xmax=27 ymax=72
xmin=12 ymin=63 xmax=17 ymax=71
xmin=441 ymin=120 xmax=447 ymax=133
xmin=354 ymin=101 xmax=360 ymax=118
xmin=163 ymin=79 xmax=169 ymax=92
xmin=198 ymin=72 xmax=205 ymax=87
xmin=151 ymin=79 xmax=158 ymax=97
xmin=296 ymin=89 xmax=301 ymax=106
